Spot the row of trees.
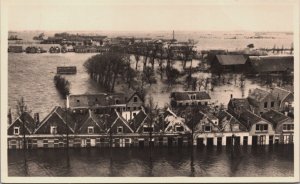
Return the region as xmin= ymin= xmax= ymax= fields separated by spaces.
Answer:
xmin=54 ymin=75 xmax=70 ymax=99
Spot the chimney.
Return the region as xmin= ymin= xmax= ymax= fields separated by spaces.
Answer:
xmin=284 ymin=111 xmax=288 ymax=116
xmin=8 ymin=108 xmax=12 ymax=125
xmin=34 ymin=113 xmax=40 ymax=128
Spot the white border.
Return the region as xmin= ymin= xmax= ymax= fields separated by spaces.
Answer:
xmin=1 ymin=0 xmax=299 ymax=183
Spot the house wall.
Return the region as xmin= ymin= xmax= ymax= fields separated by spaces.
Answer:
xmin=69 ymin=96 xmax=89 ymax=108
xmin=280 ymin=93 xmax=294 ymax=111
xmin=126 ymin=94 xmax=143 ymax=111
xmin=252 ymin=95 xmax=279 ymax=115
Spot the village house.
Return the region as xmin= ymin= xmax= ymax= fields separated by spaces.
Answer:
xmin=216 ymin=110 xmax=249 ymax=146
xmin=67 ymin=91 xmax=144 ymax=113
xmin=247 ymin=88 xmax=279 ymax=115
xmin=261 ymin=109 xmax=293 ymax=144
xmin=249 ymin=55 xmax=294 ymax=75
xmin=8 ymin=45 xmax=23 ymax=53
xmin=210 ymin=54 xmax=251 ymax=73
xmin=170 ymin=91 xmax=211 ymax=108
xmin=271 ymin=87 xmax=294 ymax=115
xmin=230 ymin=109 xmax=275 ymax=146
xmin=7 ymin=112 xmax=36 ymax=149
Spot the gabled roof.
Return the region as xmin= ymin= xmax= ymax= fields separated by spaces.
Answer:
xmin=78 ymin=110 xmax=105 ymax=132
xmin=235 ymin=109 xmax=265 ymax=129
xmin=130 ymin=109 xmax=148 ymax=132
xmin=228 ymin=98 xmax=251 ymax=110
xmin=217 ymin=110 xmax=247 ymax=131
xmin=106 ymin=109 xmax=134 ymax=133
xmin=271 ymin=87 xmax=293 ymax=101
xmin=35 ymin=106 xmax=76 ymax=133
xmin=215 ymin=55 xmax=248 ymax=65
xmin=8 ymin=112 xmax=36 ymax=134
xmin=249 ymin=55 xmax=293 ymax=73
xmin=171 ymin=91 xmax=211 ymax=101
xmin=248 ymin=88 xmax=270 ymax=102
xmin=261 ymin=109 xmax=291 ymax=128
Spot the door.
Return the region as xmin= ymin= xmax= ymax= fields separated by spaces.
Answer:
xmin=252 ymin=136 xmax=258 ymax=146
xmin=178 ymin=137 xmax=183 ymax=147
xmin=226 ymin=136 xmax=232 ymax=146
xmin=91 ymin=139 xmax=96 ymax=147
xmin=234 ymin=136 xmax=240 ymax=146
xmin=217 ymin=137 xmax=222 ymax=147
xmin=168 ymin=137 xmax=173 ymax=147
xmin=81 ymin=139 xmax=86 ymax=147
xmin=269 ymin=136 xmax=273 ymax=145
xmin=197 ymin=138 xmax=204 ymax=148
xmin=258 ymin=135 xmax=266 ymax=145
xmin=243 ymin=136 xmax=248 ymax=146
xmin=207 ymin=138 xmax=214 ymax=147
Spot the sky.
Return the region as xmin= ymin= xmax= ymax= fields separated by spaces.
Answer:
xmin=6 ymin=0 xmax=295 ymax=32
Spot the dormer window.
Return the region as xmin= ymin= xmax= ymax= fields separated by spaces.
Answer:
xmin=50 ymin=126 xmax=57 ymax=134
xmin=14 ymin=127 xmax=20 ymax=135
xmin=88 ymin=126 xmax=94 ymax=134
xmin=133 ymin=97 xmax=138 ymax=102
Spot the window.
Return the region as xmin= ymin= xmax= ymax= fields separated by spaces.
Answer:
xmin=176 ymin=126 xmax=184 ymax=132
xmin=264 ymin=102 xmax=268 ymax=108
xmin=50 ymin=126 xmax=57 ymax=134
xmin=133 ymin=107 xmax=137 ymax=110
xmin=117 ymin=126 xmax=123 ymax=133
xmin=190 ymin=94 xmax=196 ymax=100
xmin=133 ymin=97 xmax=138 ymax=102
xmin=204 ymin=125 xmax=211 ymax=132
xmin=205 ymin=102 xmax=208 ymax=105
xmin=256 ymin=124 xmax=268 ymax=132
xmin=88 ymin=126 xmax=94 ymax=134
xmin=133 ymin=113 xmax=137 ymax=117
xmin=283 ymin=124 xmax=294 ymax=131
xmin=179 ymin=103 xmax=182 ymax=106
xmin=186 ymin=103 xmax=189 ymax=106
xmin=115 ymin=99 xmax=120 ymax=104
xmin=271 ymin=101 xmax=275 ymax=108
xmin=77 ymin=99 xmax=80 ymax=103
xmin=13 ymin=127 xmax=20 ymax=135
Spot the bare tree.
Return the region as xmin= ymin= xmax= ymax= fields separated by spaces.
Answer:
xmin=16 ymin=97 xmax=31 ymax=150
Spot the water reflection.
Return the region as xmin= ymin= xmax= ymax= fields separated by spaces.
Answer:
xmin=8 ymin=145 xmax=293 ymax=177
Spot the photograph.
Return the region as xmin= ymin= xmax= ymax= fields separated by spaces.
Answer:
xmin=1 ymin=0 xmax=299 ymax=183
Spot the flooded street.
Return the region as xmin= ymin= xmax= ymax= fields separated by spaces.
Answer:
xmin=8 ymin=145 xmax=294 ymax=177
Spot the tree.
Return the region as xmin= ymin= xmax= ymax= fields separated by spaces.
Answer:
xmin=142 ymin=66 xmax=156 ymax=86
xmin=16 ymin=97 xmax=31 ymax=150
xmin=54 ymin=75 xmax=70 ymax=99
xmin=181 ymin=40 xmax=196 ymax=70
xmin=84 ymin=51 xmax=128 ymax=92
xmin=165 ymin=67 xmax=180 ymax=86
xmin=145 ymin=95 xmax=159 ymax=148
xmin=134 ymin=54 xmax=140 ymax=70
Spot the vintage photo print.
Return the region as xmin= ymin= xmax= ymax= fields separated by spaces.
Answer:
xmin=1 ymin=0 xmax=299 ymax=183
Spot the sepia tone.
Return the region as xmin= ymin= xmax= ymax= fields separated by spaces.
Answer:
xmin=1 ymin=0 xmax=299 ymax=183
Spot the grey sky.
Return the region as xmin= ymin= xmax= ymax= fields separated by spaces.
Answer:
xmin=7 ymin=0 xmax=294 ymax=32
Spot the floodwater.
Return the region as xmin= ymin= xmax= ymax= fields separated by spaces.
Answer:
xmin=8 ymin=145 xmax=294 ymax=177
xmin=8 ymin=52 xmax=270 ymax=120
